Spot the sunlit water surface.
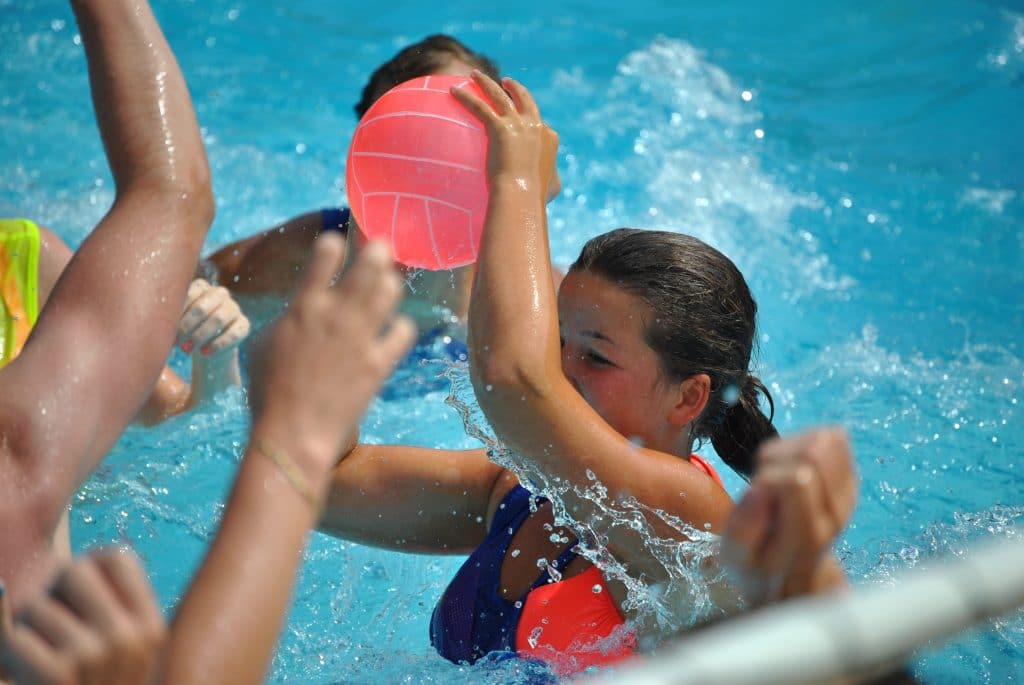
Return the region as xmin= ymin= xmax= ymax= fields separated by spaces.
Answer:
xmin=2 ymin=0 xmax=1023 ymax=682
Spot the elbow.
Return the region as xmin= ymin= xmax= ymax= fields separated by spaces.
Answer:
xmin=471 ymin=352 xmax=553 ymax=409
xmin=188 ymin=172 xmax=216 ymax=228
xmin=176 ymin=161 xmax=215 ymax=228
xmin=122 ymin=157 xmax=216 ymax=230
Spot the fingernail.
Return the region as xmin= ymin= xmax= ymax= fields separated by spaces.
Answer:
xmin=181 ymin=341 xmax=193 ymax=354
xmin=200 ymin=346 xmax=211 ymax=356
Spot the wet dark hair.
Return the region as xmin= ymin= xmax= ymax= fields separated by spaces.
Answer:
xmin=355 ymin=34 xmax=501 ymax=119
xmin=570 ymin=228 xmax=777 ymax=480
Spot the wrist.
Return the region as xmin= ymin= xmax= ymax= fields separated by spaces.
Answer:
xmin=248 ymin=418 xmax=336 ymax=487
xmin=489 ymin=174 xmax=543 ymax=197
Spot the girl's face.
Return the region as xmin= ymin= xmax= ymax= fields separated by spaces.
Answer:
xmin=557 ymin=269 xmax=678 ymax=449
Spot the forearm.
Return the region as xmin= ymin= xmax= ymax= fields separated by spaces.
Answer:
xmin=469 ymin=181 xmax=559 ymax=396
xmin=133 ymin=351 xmax=241 ymax=426
xmin=206 ymin=212 xmax=325 ymax=296
xmin=72 ymin=0 xmax=212 ymax=204
xmin=184 ymin=351 xmax=241 ymax=409
xmin=13 ymin=0 xmax=213 ymax=470
xmin=30 ymin=194 xmax=209 ymax=459
xmin=318 ymin=445 xmax=495 ymax=554
xmin=159 ymin=441 xmax=319 ymax=685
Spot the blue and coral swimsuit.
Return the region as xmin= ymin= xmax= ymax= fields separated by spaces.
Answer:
xmin=431 ymin=454 xmax=724 ymax=674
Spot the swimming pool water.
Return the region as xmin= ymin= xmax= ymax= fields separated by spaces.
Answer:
xmin=2 ymin=0 xmax=1023 ymax=682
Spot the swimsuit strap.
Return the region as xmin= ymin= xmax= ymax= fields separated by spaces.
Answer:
xmin=320 ymin=206 xmax=350 ymax=233
xmin=489 ymin=483 xmax=536 ymax=536
xmin=529 ymin=541 xmax=582 ymax=592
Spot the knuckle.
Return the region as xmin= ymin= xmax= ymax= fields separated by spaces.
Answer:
xmin=208 ymin=311 xmax=229 ymax=330
xmin=70 ymin=556 xmax=102 ymax=586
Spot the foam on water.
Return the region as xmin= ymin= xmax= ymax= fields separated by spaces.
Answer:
xmin=442 ymin=362 xmax=726 ymax=649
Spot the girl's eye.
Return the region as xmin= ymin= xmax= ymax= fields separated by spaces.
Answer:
xmin=586 ymin=351 xmax=611 ymax=366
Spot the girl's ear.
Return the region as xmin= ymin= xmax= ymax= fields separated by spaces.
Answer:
xmin=668 ymin=373 xmax=710 ymax=428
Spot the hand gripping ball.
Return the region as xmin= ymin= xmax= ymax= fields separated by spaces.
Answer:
xmin=345 ymin=75 xmax=490 ymax=270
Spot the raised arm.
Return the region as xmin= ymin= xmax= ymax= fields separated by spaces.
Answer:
xmin=0 ymin=240 xmax=415 ymax=685
xmin=161 ymin=237 xmax=415 ymax=685
xmin=453 ymin=74 xmax=731 ymax=551
xmin=0 ymin=0 xmax=213 ymax=584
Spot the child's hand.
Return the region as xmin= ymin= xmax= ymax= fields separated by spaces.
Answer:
xmin=721 ymin=428 xmax=859 ymax=602
xmin=177 ymin=278 xmax=250 ymax=357
xmin=248 ymin=236 xmax=416 ymax=488
xmin=0 ymin=549 xmax=166 ymax=685
xmin=451 ymin=70 xmax=560 ymax=202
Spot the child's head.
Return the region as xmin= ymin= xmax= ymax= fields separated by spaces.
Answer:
xmin=567 ymin=228 xmax=776 ymax=478
xmin=355 ymin=35 xmax=500 ymax=119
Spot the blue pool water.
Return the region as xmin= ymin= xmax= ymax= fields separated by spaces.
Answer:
xmin=3 ymin=0 xmax=1023 ymax=681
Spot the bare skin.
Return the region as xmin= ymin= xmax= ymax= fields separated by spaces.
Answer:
xmin=0 ymin=0 xmax=214 ymax=611
xmin=0 ymin=237 xmax=417 ymax=685
xmin=35 ymin=225 xmax=249 ymax=428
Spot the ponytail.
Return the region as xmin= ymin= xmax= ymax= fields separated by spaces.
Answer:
xmin=709 ymin=375 xmax=777 ymax=481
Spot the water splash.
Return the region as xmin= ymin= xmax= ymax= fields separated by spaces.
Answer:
xmin=546 ymin=37 xmax=845 ymax=305
xmin=442 ymin=362 xmax=728 ymax=647
xmin=987 ymin=11 xmax=1024 ymax=76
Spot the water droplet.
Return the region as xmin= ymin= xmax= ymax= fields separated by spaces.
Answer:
xmin=511 ymin=549 xmax=520 ymax=558
xmin=592 ymin=584 xmax=603 ymax=594
xmin=527 ymin=626 xmax=543 ymax=649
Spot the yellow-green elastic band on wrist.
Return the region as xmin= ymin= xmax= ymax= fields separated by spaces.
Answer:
xmin=252 ymin=437 xmax=321 ymax=513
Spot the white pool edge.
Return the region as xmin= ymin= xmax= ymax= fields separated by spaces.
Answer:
xmin=586 ymin=530 xmax=1024 ymax=685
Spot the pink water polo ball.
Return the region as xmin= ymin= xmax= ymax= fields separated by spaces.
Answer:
xmin=345 ymin=75 xmax=490 ymax=270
